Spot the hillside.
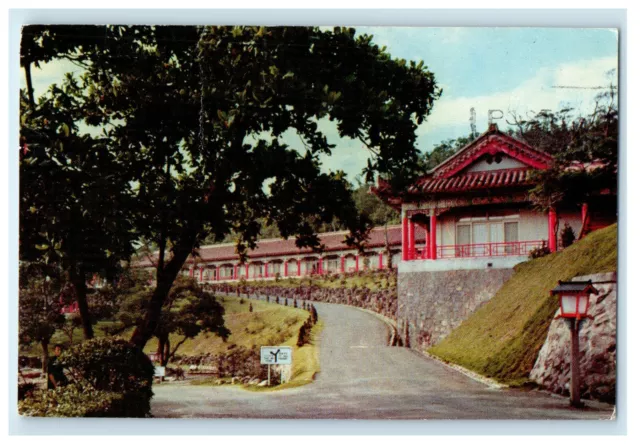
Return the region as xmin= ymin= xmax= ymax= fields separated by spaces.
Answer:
xmin=428 ymin=224 xmax=617 ymax=386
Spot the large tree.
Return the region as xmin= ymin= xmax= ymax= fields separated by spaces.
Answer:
xmin=19 ymin=77 xmax=136 ymax=340
xmin=506 ymin=82 xmax=618 ymax=212
xmin=21 ymin=25 xmax=441 ymax=350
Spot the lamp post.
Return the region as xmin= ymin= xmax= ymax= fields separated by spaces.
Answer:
xmin=550 ymin=280 xmax=599 ymax=408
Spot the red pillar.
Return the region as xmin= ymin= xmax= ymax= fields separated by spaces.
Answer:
xmin=233 ymin=264 xmax=238 ymax=280
xmin=245 ymin=263 xmax=249 ymax=279
xmin=189 ymin=267 xmax=194 ymax=278
xmin=401 ymin=216 xmax=409 ymax=261
xmin=430 ymin=211 xmax=437 ymax=260
xmin=340 ymin=256 xmax=345 ymax=273
xmin=215 ymin=266 xmax=220 ymax=281
xmin=355 ymin=255 xmax=360 ymax=272
xmin=284 ymin=261 xmax=288 ymax=277
xmin=199 ymin=268 xmax=203 ymax=282
xmin=264 ymin=262 xmax=269 ymax=278
xmin=318 ymin=257 xmax=323 ymax=275
xmin=297 ymin=260 xmax=301 ymax=277
xmin=378 ymin=252 xmax=384 ymax=269
xmin=408 ymin=220 xmax=416 ymax=260
xmin=548 ymin=208 xmax=558 ymax=252
xmin=422 ymin=226 xmax=430 ymax=259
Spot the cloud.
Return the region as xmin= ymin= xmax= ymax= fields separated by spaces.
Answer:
xmin=417 ymin=55 xmax=618 ymax=138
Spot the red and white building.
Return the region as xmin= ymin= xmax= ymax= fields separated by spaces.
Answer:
xmin=372 ymin=123 xmax=616 ymax=272
xmin=136 ymin=225 xmax=421 ymax=283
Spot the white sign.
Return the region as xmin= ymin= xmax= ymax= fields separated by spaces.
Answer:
xmin=260 ymin=346 xmax=292 ymax=365
xmin=154 ymin=366 xmax=166 ymax=377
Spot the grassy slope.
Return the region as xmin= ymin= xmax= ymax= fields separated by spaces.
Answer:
xmin=144 ymin=296 xmax=323 ymax=389
xmin=428 ymin=224 xmax=617 ymax=386
xmin=144 ymin=297 xmax=309 ymax=356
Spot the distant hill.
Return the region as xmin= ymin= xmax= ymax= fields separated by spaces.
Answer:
xmin=428 ymin=224 xmax=617 ymax=386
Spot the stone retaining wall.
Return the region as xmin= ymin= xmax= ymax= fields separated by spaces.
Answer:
xmin=529 ymin=272 xmax=616 ymax=403
xmin=397 ymin=268 xmax=514 ymax=350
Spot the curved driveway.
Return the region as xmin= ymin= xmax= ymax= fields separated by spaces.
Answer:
xmin=151 ymin=300 xmax=614 ymax=419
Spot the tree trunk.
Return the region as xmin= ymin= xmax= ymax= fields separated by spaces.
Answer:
xmin=163 ymin=338 xmax=170 ymax=367
xmin=384 ymin=224 xmax=393 ymax=269
xmin=41 ymin=340 xmax=49 ymax=374
xmin=156 ymin=337 xmax=165 ymax=364
xmin=168 ymin=336 xmax=189 ymax=363
xmin=130 ymin=232 xmax=197 ymax=350
xmin=69 ymin=266 xmax=94 ymax=340
xmin=23 ymin=62 xmax=35 ymax=109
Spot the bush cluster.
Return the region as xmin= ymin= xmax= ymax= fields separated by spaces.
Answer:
xmin=296 ymin=314 xmax=315 ymax=347
xmin=207 ymin=269 xmax=398 ymax=320
xmin=19 ymin=382 xmax=130 ymax=417
xmin=19 ymin=338 xmax=155 ymax=417
xmin=528 ymin=244 xmax=552 ymax=259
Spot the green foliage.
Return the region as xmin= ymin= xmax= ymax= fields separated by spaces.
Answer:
xmin=429 ymin=224 xmax=617 ymax=385
xmin=352 ymin=183 xmax=400 ymax=226
xmin=18 ymin=264 xmax=66 ymax=367
xmin=59 ymin=338 xmax=154 ymax=396
xmin=296 ymin=316 xmax=314 ymax=347
xmin=118 ymin=276 xmax=230 ymax=363
xmin=528 ymin=244 xmax=551 ymax=259
xmin=422 ymin=135 xmax=474 ymax=170
xmin=21 ymin=25 xmax=441 ymax=349
xmin=560 ymin=223 xmax=576 ymax=248
xmin=514 ymin=81 xmax=618 ymax=211
xmin=19 ymin=382 xmax=123 ymax=417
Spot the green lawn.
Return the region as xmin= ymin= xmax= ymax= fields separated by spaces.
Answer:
xmin=143 ymin=297 xmax=310 ymax=357
xmin=428 ymin=224 xmax=617 ymax=386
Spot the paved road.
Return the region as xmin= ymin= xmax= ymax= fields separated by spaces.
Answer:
xmin=151 ymin=300 xmax=614 ymax=419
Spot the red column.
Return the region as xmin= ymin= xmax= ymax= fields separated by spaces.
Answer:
xmin=378 ymin=252 xmax=384 ymax=269
xmin=245 ymin=263 xmax=249 ymax=279
xmin=199 ymin=268 xmax=203 ymax=282
xmin=548 ymin=208 xmax=558 ymax=252
xmin=355 ymin=255 xmax=360 ymax=272
xmin=264 ymin=262 xmax=269 ymax=278
xmin=430 ymin=211 xmax=437 ymax=260
xmin=189 ymin=267 xmax=194 ymax=278
xmin=297 ymin=260 xmax=301 ymax=277
xmin=422 ymin=226 xmax=430 ymax=259
xmin=233 ymin=264 xmax=238 ymax=280
xmin=284 ymin=261 xmax=288 ymax=277
xmin=215 ymin=266 xmax=220 ymax=281
xmin=408 ymin=220 xmax=416 ymax=260
xmin=318 ymin=257 xmax=323 ymax=275
xmin=401 ymin=216 xmax=409 ymax=261
xmin=340 ymin=256 xmax=345 ymax=273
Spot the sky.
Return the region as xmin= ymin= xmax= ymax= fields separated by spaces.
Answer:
xmin=22 ymin=27 xmax=619 ymax=183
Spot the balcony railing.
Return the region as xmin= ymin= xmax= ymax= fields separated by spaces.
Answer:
xmin=431 ymin=240 xmax=545 ymax=259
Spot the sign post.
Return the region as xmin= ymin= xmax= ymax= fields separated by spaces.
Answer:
xmin=260 ymin=346 xmax=292 ymax=386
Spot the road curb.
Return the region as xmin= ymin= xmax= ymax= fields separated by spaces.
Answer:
xmin=416 ymin=350 xmax=507 ymax=389
xmin=348 ymin=305 xmax=398 ymax=346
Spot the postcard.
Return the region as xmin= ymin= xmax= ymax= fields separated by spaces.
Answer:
xmin=18 ymin=25 xmax=618 ymax=420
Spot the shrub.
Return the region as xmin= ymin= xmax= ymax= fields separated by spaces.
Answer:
xmin=528 ymin=244 xmax=551 ymax=259
xmin=561 ymin=223 xmax=576 ymax=248
xmin=19 ymin=382 xmax=125 ymax=417
xmin=58 ymin=338 xmax=154 ymax=417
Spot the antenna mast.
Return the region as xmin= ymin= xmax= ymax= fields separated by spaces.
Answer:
xmin=469 ymin=107 xmax=477 ymax=138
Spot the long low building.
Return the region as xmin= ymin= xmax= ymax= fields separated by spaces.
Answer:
xmin=136 ymin=225 xmax=424 ymax=283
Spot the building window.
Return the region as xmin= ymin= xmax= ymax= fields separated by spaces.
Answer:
xmin=456 ymin=219 xmax=519 ymax=256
